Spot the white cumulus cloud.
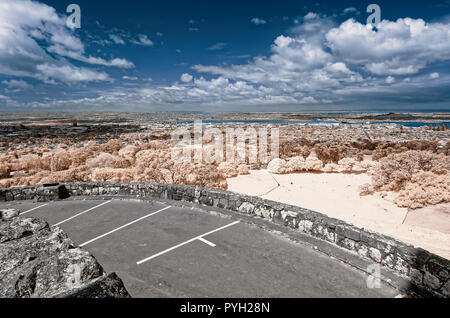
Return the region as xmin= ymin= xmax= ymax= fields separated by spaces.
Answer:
xmin=429 ymin=72 xmax=440 ymax=79
xmin=385 ymin=76 xmax=395 ymax=84
xmin=180 ymin=73 xmax=193 ymax=82
xmin=0 ymin=0 xmax=133 ymax=84
xmin=326 ymin=18 xmax=450 ymax=75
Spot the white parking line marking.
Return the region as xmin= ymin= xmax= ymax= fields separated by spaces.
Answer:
xmin=137 ymin=220 xmax=240 ymax=265
xmin=54 ymin=200 xmax=112 ymax=226
xmin=79 ymin=205 xmax=171 ymax=247
xmin=21 ymin=203 xmax=49 ymax=215
xmin=198 ymin=237 xmax=216 ymax=247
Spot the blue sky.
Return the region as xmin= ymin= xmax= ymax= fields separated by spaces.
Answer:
xmin=1 ymin=0 xmax=450 ymax=112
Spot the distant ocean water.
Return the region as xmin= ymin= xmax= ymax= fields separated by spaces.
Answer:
xmin=178 ymin=119 xmax=450 ymax=128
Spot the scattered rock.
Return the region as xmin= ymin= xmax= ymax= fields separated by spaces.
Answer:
xmin=0 ymin=216 xmax=130 ymax=298
xmin=423 ymin=272 xmax=442 ymax=290
xmin=59 ymin=272 xmax=131 ymax=298
xmin=0 ymin=217 xmax=48 ymax=243
xmin=440 ymin=279 xmax=450 ymax=297
xmin=238 ymin=202 xmax=255 ymax=214
xmin=0 ymin=208 xmax=20 ymax=221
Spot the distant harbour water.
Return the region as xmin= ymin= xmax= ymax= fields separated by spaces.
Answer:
xmin=177 ymin=119 xmax=450 ymax=128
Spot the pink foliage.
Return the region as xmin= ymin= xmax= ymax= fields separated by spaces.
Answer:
xmin=86 ymin=153 xmax=121 ymax=168
xmin=394 ymin=171 xmax=450 ymax=209
xmin=372 ymin=150 xmax=449 ymax=191
xmin=50 ymin=151 xmax=72 ymax=172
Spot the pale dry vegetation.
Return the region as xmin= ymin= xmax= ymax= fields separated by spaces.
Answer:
xmin=0 ymin=132 xmax=250 ymax=190
xmin=370 ymin=150 xmax=449 ymax=209
xmin=268 ymin=138 xmax=449 ymax=209
xmin=394 ymin=171 xmax=449 ymax=209
xmin=1 ymin=125 xmax=448 ymax=209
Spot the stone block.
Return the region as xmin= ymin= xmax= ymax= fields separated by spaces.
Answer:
xmin=298 ymin=219 xmax=313 ymax=234
xmin=336 ymin=225 xmax=360 ymax=242
xmin=440 ymin=280 xmax=450 ymax=297
xmin=425 ymin=257 xmax=450 ymax=281
xmin=368 ymin=247 xmax=382 ymax=263
xmin=423 ymin=272 xmax=442 ymax=290
xmin=409 ymin=268 xmax=423 ymax=285
xmin=238 ymin=202 xmax=254 ymax=214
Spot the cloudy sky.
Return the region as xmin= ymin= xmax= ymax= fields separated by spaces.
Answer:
xmin=1 ymin=0 xmax=450 ymax=112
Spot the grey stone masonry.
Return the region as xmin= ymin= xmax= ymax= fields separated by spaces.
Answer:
xmin=0 ymin=210 xmax=131 ymax=298
xmin=1 ymin=182 xmax=449 ymax=298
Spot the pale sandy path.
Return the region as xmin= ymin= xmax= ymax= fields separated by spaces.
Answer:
xmin=227 ymin=170 xmax=450 ymax=260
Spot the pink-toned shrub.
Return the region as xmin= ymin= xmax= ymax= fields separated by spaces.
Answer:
xmin=337 ymin=158 xmax=357 ymax=172
xmin=217 ymin=162 xmax=238 ymax=178
xmin=267 ymin=158 xmax=287 ymax=174
xmin=237 ymin=164 xmax=249 ymax=175
xmin=50 ymin=151 xmax=72 ymax=172
xmin=304 ymin=154 xmax=324 ymax=171
xmin=285 ymin=156 xmax=306 ymax=172
xmin=19 ymin=154 xmax=42 ymax=172
xmin=279 ymin=138 xmax=312 ymax=159
xmin=39 ymin=166 xmax=91 ymax=184
xmin=89 ymin=168 xmax=135 ymax=182
xmin=0 ymin=164 xmax=10 ymax=178
xmin=322 ymin=162 xmax=341 ymax=172
xmin=216 ymin=162 xmax=250 ymax=178
xmin=372 ymin=150 xmax=449 ymax=191
xmin=68 ymin=147 xmax=96 ymax=167
xmin=0 ymin=178 xmax=14 ymax=188
xmin=394 ymin=171 xmax=450 ymax=209
xmin=371 ymin=140 xmax=440 ymax=161
xmin=370 ymin=150 xmax=449 ymax=208
xmin=187 ymin=163 xmax=226 ymax=189
xmin=159 ymin=168 xmax=174 ymax=184
xmin=118 ymin=145 xmax=139 ymax=162
xmin=39 ymin=154 xmax=52 ymax=171
xmin=100 ymin=139 xmax=124 ymax=154
xmin=186 ymin=173 xmax=197 ymax=183
xmin=86 ymin=153 xmax=121 ymax=168
xmin=268 ymin=154 xmax=324 ymax=174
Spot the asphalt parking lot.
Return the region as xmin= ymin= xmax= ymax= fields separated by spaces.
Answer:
xmin=0 ymin=198 xmax=399 ymax=298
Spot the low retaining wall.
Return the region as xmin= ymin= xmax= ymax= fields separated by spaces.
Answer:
xmin=1 ymin=182 xmax=449 ymax=298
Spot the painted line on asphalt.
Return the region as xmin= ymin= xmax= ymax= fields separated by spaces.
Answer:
xmin=137 ymin=220 xmax=240 ymax=265
xmin=198 ymin=237 xmax=216 ymax=247
xmin=21 ymin=203 xmax=49 ymax=215
xmin=54 ymin=200 xmax=112 ymax=226
xmin=79 ymin=205 xmax=172 ymax=247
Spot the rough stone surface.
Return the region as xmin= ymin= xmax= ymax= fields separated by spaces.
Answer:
xmin=0 ymin=208 xmax=20 ymax=221
xmin=238 ymin=202 xmax=254 ymax=214
xmin=0 ymin=217 xmax=48 ymax=244
xmin=423 ymin=272 xmax=442 ymax=290
xmin=440 ymin=280 xmax=450 ymax=297
xmin=369 ymin=247 xmax=382 ymax=263
xmin=1 ymin=181 xmax=449 ymax=298
xmin=410 ymin=268 xmax=423 ymax=285
xmin=0 ymin=213 xmax=130 ymax=298
xmin=59 ymin=273 xmax=131 ymax=298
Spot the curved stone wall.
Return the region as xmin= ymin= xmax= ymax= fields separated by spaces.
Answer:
xmin=1 ymin=182 xmax=449 ymax=298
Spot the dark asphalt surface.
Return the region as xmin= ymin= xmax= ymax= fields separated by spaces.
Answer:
xmin=0 ymin=198 xmax=399 ymax=298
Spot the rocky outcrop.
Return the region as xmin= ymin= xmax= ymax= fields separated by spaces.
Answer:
xmin=0 ymin=209 xmax=130 ymax=298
